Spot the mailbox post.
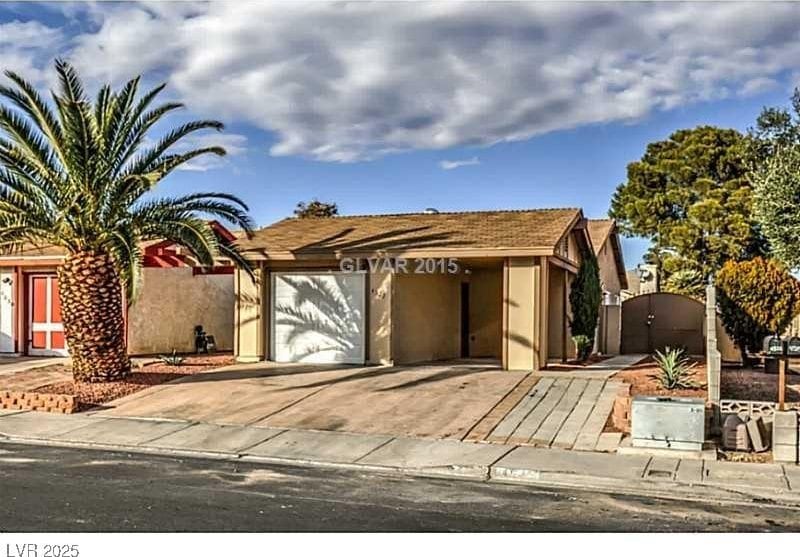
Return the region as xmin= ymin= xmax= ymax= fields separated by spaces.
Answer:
xmin=765 ymin=335 xmax=792 ymax=411
xmin=782 ymin=336 xmax=800 ymax=411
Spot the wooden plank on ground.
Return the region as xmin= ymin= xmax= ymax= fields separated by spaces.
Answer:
xmin=552 ymin=379 xmax=605 ymax=449
xmin=530 ymin=379 xmax=589 ymax=447
xmin=572 ymin=381 xmax=622 ymax=451
xmin=594 ymin=431 xmax=623 ymax=453
xmin=463 ymin=373 xmax=538 ymax=442
xmin=485 ymin=377 xmax=554 ymax=443
xmin=507 ymin=378 xmax=571 ymax=445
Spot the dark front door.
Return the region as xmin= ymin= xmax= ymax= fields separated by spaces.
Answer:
xmin=460 ymin=282 xmax=470 ymax=358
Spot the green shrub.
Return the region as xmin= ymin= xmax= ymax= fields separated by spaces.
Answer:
xmin=572 ymin=335 xmax=593 ymax=362
xmin=653 ymin=347 xmax=697 ymax=389
xmin=716 ymin=257 xmax=800 ymax=364
xmin=569 ymin=251 xmax=602 ymax=361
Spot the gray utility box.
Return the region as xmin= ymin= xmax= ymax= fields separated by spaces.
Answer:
xmin=631 ymin=396 xmax=706 ymax=451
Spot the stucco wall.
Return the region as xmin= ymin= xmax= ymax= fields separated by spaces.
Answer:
xmin=234 ymin=266 xmax=266 ymax=362
xmin=547 ymin=265 xmax=566 ymax=361
xmin=504 ymin=257 xmax=542 ymax=370
xmin=596 ymin=237 xmax=623 ymax=355
xmin=714 ymin=316 xmax=741 ymax=363
xmin=596 ymin=240 xmax=622 ymax=294
xmin=128 ymin=267 xmax=234 ymax=355
xmin=368 ymin=270 xmax=393 ymax=365
xmin=468 ymin=267 xmax=502 ymax=358
xmin=598 ymin=304 xmax=622 ymax=355
xmin=392 ymin=272 xmax=460 ymax=364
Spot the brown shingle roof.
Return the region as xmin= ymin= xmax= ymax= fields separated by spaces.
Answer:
xmin=238 ymin=208 xmax=583 ymax=258
xmin=587 ymin=219 xmax=614 ymax=255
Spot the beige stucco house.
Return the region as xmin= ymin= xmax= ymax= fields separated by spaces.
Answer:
xmin=587 ymin=219 xmax=628 ymax=355
xmin=233 ymin=208 xmax=624 ymax=371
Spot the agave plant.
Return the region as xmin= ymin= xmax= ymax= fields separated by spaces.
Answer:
xmin=159 ymin=350 xmax=185 ymax=367
xmin=0 ymin=60 xmax=253 ymax=382
xmin=653 ymin=347 xmax=697 ymax=389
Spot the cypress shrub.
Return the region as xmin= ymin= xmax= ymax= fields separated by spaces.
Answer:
xmin=569 ymin=251 xmax=602 ymax=361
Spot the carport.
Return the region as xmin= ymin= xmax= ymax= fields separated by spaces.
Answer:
xmin=391 ymin=258 xmax=503 ymax=364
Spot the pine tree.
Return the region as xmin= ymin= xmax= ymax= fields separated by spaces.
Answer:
xmin=610 ymin=126 xmax=767 ymax=296
xmin=295 ymin=199 xmax=339 ymax=218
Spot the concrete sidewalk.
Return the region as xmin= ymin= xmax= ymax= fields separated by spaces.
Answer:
xmin=1 ymin=408 xmax=799 ymax=507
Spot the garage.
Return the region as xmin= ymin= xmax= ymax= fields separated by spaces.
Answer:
xmin=271 ymin=272 xmax=366 ymax=364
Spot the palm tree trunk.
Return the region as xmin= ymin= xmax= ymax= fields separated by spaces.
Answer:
xmin=57 ymin=250 xmax=131 ymax=382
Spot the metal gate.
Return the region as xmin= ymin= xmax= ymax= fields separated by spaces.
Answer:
xmin=621 ymin=293 xmax=705 ymax=355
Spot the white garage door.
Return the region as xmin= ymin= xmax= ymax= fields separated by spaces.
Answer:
xmin=271 ymin=272 xmax=366 ymax=364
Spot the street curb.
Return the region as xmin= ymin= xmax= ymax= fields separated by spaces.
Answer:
xmin=4 ymin=433 xmax=800 ymax=509
xmin=488 ymin=465 xmax=800 ymax=507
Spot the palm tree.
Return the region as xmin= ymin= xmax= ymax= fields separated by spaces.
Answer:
xmin=0 ymin=60 xmax=254 ymax=382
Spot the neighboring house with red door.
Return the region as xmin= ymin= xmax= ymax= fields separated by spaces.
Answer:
xmin=0 ymin=224 xmax=236 ymax=357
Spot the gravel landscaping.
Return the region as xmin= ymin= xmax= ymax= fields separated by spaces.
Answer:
xmin=609 ymin=357 xmax=800 ymax=403
xmin=719 ymin=366 xmax=800 ymax=402
xmin=17 ymin=354 xmax=235 ymax=411
xmin=611 ymin=357 xmax=707 ymax=398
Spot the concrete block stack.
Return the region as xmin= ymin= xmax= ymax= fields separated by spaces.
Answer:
xmin=773 ymin=410 xmax=799 ymax=464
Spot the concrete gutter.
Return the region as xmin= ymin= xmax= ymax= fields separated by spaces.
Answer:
xmin=2 ymin=409 xmax=800 ymax=508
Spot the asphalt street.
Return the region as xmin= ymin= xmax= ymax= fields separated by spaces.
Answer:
xmin=0 ymin=443 xmax=798 ymax=532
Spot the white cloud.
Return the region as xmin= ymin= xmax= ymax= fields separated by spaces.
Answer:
xmin=0 ymin=20 xmax=60 ymax=47
xmin=175 ymin=132 xmax=248 ymax=172
xmin=0 ymin=19 xmax=65 ymax=87
xmin=10 ymin=2 xmax=800 ymax=161
xmin=739 ymin=76 xmax=780 ymax=97
xmin=440 ymin=157 xmax=480 ymax=170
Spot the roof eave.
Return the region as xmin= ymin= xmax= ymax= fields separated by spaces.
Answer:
xmin=244 ymin=246 xmax=559 ymax=262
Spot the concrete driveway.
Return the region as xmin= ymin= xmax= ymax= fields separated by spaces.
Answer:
xmin=97 ymin=360 xmax=528 ymax=440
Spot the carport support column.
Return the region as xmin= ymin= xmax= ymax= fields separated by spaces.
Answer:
xmin=502 ymin=257 xmax=546 ymax=371
xmin=367 ymin=269 xmax=393 ymax=365
xmin=234 ymin=263 xmax=268 ymax=362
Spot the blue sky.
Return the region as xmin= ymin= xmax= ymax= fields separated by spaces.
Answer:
xmin=1 ymin=2 xmax=798 ymax=268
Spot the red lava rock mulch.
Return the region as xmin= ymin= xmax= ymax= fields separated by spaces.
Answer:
xmin=610 ymin=358 xmax=800 ymax=402
xmin=611 ymin=357 xmax=707 ymax=398
xmin=34 ymin=353 xmax=235 ymax=410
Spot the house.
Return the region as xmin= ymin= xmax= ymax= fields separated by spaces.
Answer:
xmin=232 ymin=208 xmax=623 ymax=370
xmin=0 ymin=226 xmax=236 ymax=357
xmin=622 ymin=263 xmax=658 ymax=300
xmin=587 ymin=219 xmax=628 ymax=355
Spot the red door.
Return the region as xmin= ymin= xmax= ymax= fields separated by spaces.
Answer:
xmin=28 ymin=274 xmax=66 ymax=356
